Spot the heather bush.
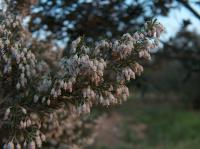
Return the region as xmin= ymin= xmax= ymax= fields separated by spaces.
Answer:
xmin=0 ymin=10 xmax=164 ymax=149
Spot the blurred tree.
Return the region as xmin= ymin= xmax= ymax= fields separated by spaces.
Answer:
xmin=133 ymin=25 xmax=200 ymax=109
xmin=9 ymin=0 xmax=199 ymax=49
xmin=9 ymin=0 xmax=174 ymax=47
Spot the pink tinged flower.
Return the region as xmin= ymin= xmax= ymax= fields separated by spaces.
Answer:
xmin=27 ymin=119 xmax=31 ymax=127
xmin=33 ymin=95 xmax=39 ymax=103
xmin=16 ymin=143 xmax=21 ymax=149
xmin=53 ymin=92 xmax=58 ymax=98
xmin=16 ymin=82 xmax=20 ymax=90
xmin=35 ymin=136 xmax=42 ymax=147
xmin=86 ymin=104 xmax=91 ymax=113
xmin=83 ymin=90 xmax=87 ymax=98
xmin=105 ymin=100 xmax=110 ymax=106
xmin=82 ymin=103 xmax=87 ymax=113
xmin=116 ymin=88 xmax=122 ymax=96
xmin=68 ymin=81 xmax=73 ymax=92
xmin=60 ymin=80 xmax=64 ymax=88
xmin=122 ymin=94 xmax=127 ymax=101
xmin=21 ymin=107 xmax=27 ymax=114
xmin=57 ymin=89 xmax=61 ymax=96
xmin=28 ymin=141 xmax=36 ymax=149
xmin=23 ymin=121 xmax=27 ymax=128
xmin=42 ymin=97 xmax=46 ymax=103
xmin=99 ymin=95 xmax=104 ymax=103
xmin=47 ymin=99 xmax=51 ymax=105
xmin=41 ymin=134 xmax=46 ymax=142
xmin=130 ymin=71 xmax=135 ymax=79
xmin=50 ymin=88 xmax=55 ymax=95
xmin=23 ymin=141 xmax=27 ymax=148
xmin=133 ymin=32 xmax=140 ymax=40
xmin=90 ymin=90 xmax=95 ymax=99
xmin=63 ymin=82 xmax=68 ymax=90
xmin=7 ymin=142 xmax=14 ymax=149
xmin=20 ymin=120 xmax=24 ymax=129
xmin=124 ymin=87 xmax=129 ymax=96
xmin=4 ymin=107 xmax=10 ymax=120
xmin=139 ymin=50 xmax=151 ymax=60
xmin=3 ymin=65 xmax=8 ymax=74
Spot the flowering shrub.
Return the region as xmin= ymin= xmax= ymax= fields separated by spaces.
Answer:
xmin=0 ymin=11 xmax=164 ymax=149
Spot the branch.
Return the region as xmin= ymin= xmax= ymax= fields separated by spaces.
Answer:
xmin=177 ymin=0 xmax=200 ymax=21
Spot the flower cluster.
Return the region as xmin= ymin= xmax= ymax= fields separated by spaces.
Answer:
xmin=16 ymin=48 xmax=37 ymax=90
xmin=40 ymin=105 xmax=96 ymax=149
xmin=0 ymin=11 xmax=164 ymax=149
xmin=3 ymin=131 xmax=46 ymax=149
xmin=117 ymin=67 xmax=136 ymax=83
xmin=114 ymin=33 xmax=138 ymax=58
xmin=0 ymin=13 xmax=37 ymax=93
xmin=61 ymin=54 xmax=107 ymax=85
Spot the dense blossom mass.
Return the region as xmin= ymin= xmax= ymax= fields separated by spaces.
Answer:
xmin=0 ymin=11 xmax=164 ymax=149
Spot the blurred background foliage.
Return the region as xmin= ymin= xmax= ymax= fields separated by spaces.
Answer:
xmin=6 ymin=0 xmax=200 ymax=148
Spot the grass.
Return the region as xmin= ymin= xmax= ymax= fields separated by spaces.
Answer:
xmin=94 ymin=95 xmax=200 ymax=149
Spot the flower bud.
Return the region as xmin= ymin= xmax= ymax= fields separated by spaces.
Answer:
xmin=40 ymin=134 xmax=46 ymax=142
xmin=16 ymin=82 xmax=20 ymax=90
xmin=28 ymin=141 xmax=36 ymax=149
xmin=3 ymin=144 xmax=7 ymax=149
xmin=16 ymin=143 xmax=21 ymax=149
xmin=21 ymin=108 xmax=27 ymax=114
xmin=47 ymin=99 xmax=50 ymax=105
xmin=33 ymin=95 xmax=39 ymax=103
xmin=5 ymin=108 xmax=11 ymax=116
xmin=23 ymin=141 xmax=27 ymax=148
xmin=7 ymin=141 xmax=14 ymax=149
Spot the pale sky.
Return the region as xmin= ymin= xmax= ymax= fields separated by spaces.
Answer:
xmin=157 ymin=1 xmax=200 ymax=41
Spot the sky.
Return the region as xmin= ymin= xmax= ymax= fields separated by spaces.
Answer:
xmin=157 ymin=1 xmax=200 ymax=41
